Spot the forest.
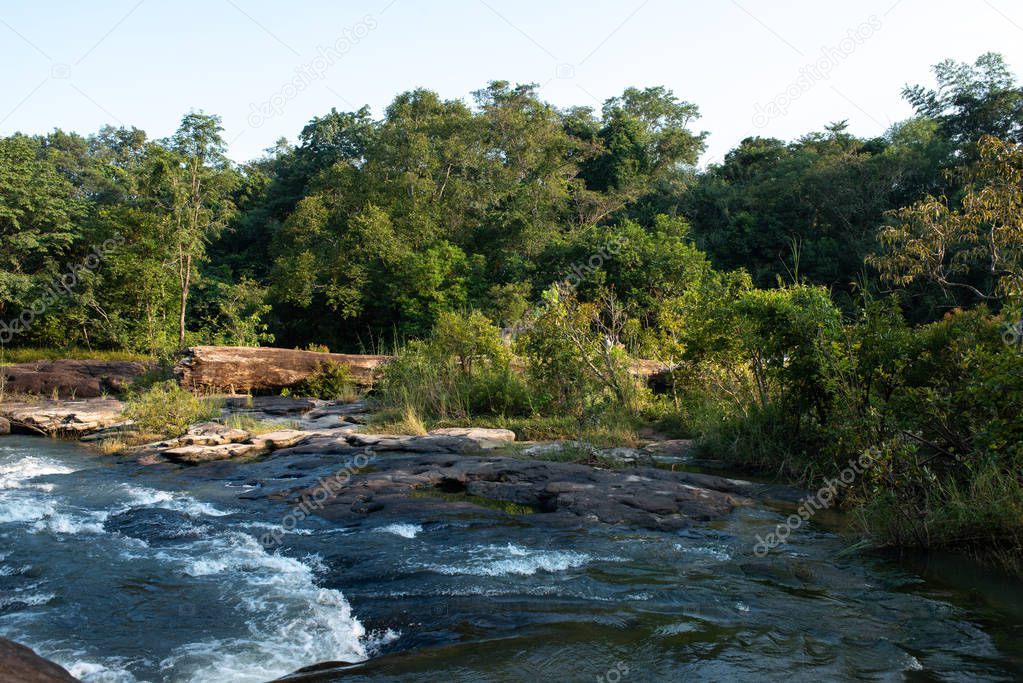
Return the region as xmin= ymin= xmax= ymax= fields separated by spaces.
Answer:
xmin=2 ymin=51 xmax=1022 ymax=565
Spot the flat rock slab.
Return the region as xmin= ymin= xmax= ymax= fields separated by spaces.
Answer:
xmin=223 ymin=396 xmax=325 ymax=416
xmin=345 ymin=432 xmax=509 ymax=454
xmin=290 ymin=452 xmax=751 ymax=531
xmin=428 ymin=427 xmax=516 ymax=443
xmin=0 ymin=398 xmax=125 ymax=435
xmin=0 ymin=637 xmax=80 ymax=682
xmin=161 ymin=429 xmax=324 ymax=464
xmin=0 ymin=359 xmax=150 ymax=399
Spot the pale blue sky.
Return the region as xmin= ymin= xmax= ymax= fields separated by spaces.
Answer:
xmin=1 ymin=0 xmax=1021 ymax=164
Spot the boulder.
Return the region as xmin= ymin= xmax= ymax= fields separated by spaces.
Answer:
xmin=0 ymin=398 xmax=125 ymax=435
xmin=0 ymin=638 xmax=79 ymax=682
xmin=176 ymin=346 xmax=392 ymax=394
xmin=182 ymin=422 xmax=250 ymax=445
xmin=0 ymin=416 xmax=9 ymax=435
xmin=1 ymin=359 xmax=150 ymax=398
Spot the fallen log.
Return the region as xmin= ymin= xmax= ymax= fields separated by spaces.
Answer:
xmin=175 ymin=346 xmax=393 ymax=394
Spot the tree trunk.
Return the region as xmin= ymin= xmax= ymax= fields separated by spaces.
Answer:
xmin=179 ymin=253 xmax=191 ymax=347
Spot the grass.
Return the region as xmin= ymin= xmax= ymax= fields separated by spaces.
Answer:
xmin=856 ymin=461 xmax=1023 ymax=575
xmin=223 ymin=413 xmax=300 ymax=434
xmin=0 ymin=348 xmax=153 ymax=365
xmin=367 ymin=404 xmax=641 ymax=447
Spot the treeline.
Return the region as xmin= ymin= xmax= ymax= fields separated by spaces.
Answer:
xmin=2 ymin=53 xmax=1023 ymax=562
xmin=1 ymin=52 xmax=1014 ymax=353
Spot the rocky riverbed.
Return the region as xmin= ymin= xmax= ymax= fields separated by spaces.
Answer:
xmin=2 ymin=395 xmax=1022 ymax=681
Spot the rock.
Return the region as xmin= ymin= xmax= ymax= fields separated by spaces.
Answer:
xmin=0 ymin=398 xmax=125 ymax=435
xmin=0 ymin=637 xmax=79 ymax=682
xmin=519 ymin=441 xmax=586 ymax=458
xmin=345 ymin=433 xmax=486 ymax=454
xmin=248 ymin=429 xmax=315 ymax=450
xmin=161 ymin=429 xmax=318 ymax=464
xmin=642 ymin=439 xmax=695 ymax=456
xmin=180 ymin=422 xmax=250 ymax=446
xmin=223 ymin=396 xmax=324 ymax=416
xmin=162 ymin=441 xmax=266 ymax=464
xmin=595 ymin=447 xmax=648 ymax=465
xmin=1 ymin=359 xmax=150 ymax=399
xmin=176 ymin=346 xmax=392 ymax=393
xmin=428 ymin=427 xmax=516 ymax=445
xmin=0 ymin=416 xmax=9 ymax=435
xmin=289 ymin=452 xmax=752 ymax=531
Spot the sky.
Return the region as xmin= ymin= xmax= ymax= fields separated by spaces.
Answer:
xmin=1 ymin=0 xmax=1022 ymax=166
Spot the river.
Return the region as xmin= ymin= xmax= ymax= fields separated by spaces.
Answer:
xmin=0 ymin=435 xmax=1020 ymax=682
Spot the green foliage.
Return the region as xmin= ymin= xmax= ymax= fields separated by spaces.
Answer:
xmin=517 ymin=284 xmax=641 ymax=415
xmin=377 ymin=310 xmax=530 ymax=419
xmin=123 ymin=380 xmax=223 ymax=438
xmin=297 ymin=362 xmax=360 ymax=402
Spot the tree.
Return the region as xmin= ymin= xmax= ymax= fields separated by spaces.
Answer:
xmin=163 ymin=112 xmax=237 ymax=346
xmin=0 ymin=134 xmax=85 ymax=340
xmin=903 ymin=52 xmax=1023 ymax=157
xmin=872 ymin=135 xmax=1023 ymax=306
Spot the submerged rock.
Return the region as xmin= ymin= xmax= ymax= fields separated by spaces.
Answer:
xmin=0 ymin=637 xmax=79 ymax=682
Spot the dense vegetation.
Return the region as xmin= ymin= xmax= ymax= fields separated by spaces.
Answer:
xmin=2 ymin=52 xmax=1022 ymax=566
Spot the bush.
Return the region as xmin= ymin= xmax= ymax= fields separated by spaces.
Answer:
xmin=517 ymin=285 xmax=644 ymax=416
xmin=297 ymin=362 xmax=361 ymax=402
xmin=376 ymin=310 xmax=531 ymax=420
xmin=123 ymin=381 xmax=223 ymax=438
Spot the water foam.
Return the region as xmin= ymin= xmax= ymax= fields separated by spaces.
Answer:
xmin=67 ymin=660 xmax=140 ymax=683
xmin=156 ymin=532 xmax=369 ymax=682
xmin=374 ymin=522 xmax=422 ymax=539
xmin=120 ymin=485 xmax=235 ymax=518
xmin=0 ymin=455 xmax=77 ymax=492
xmin=421 ymin=543 xmax=593 ymax=576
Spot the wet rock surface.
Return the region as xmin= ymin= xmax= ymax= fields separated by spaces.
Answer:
xmin=242 ymin=446 xmax=754 ymax=532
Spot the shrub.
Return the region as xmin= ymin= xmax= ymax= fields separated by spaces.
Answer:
xmin=297 ymin=362 xmax=361 ymax=402
xmin=517 ymin=285 xmax=643 ymax=416
xmin=376 ymin=310 xmax=531 ymax=420
xmin=123 ymin=381 xmax=222 ymax=438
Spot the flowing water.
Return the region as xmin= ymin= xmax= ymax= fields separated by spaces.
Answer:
xmin=0 ymin=435 xmax=1021 ymax=682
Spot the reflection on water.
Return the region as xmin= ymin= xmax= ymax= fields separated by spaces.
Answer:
xmin=0 ymin=435 xmax=1020 ymax=682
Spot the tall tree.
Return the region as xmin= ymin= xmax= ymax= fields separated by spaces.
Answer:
xmin=163 ymin=112 xmax=237 ymax=346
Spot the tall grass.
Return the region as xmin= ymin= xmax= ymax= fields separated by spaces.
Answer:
xmin=0 ymin=348 xmax=153 ymax=365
